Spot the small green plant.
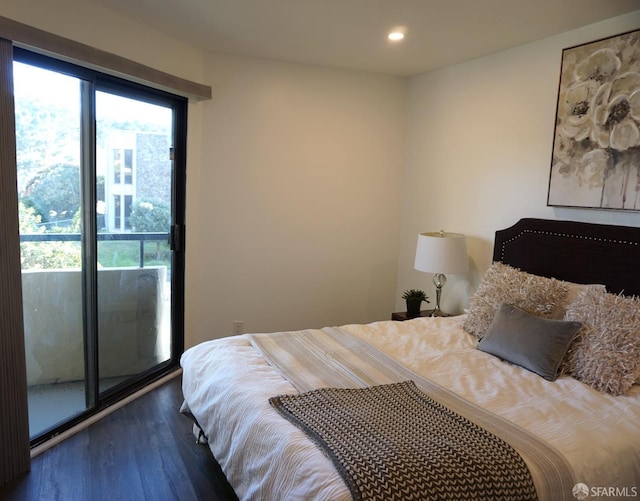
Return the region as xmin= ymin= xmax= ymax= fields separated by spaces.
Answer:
xmin=402 ymin=289 xmax=430 ymax=303
xmin=402 ymin=289 xmax=430 ymax=317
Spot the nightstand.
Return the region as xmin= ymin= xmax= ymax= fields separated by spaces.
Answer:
xmin=391 ymin=310 xmax=434 ymax=321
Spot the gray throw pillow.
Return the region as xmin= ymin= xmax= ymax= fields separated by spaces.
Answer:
xmin=478 ymin=302 xmax=582 ymax=381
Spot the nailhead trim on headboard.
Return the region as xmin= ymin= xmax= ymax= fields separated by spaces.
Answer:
xmin=498 ymin=228 xmax=640 ymax=261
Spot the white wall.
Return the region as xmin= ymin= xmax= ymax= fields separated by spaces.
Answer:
xmin=185 ymin=54 xmax=406 ymax=344
xmin=396 ymin=10 xmax=640 ymax=315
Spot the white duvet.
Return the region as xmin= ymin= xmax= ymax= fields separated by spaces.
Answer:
xmin=180 ymin=316 xmax=640 ymax=500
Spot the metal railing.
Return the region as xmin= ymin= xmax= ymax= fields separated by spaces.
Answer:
xmin=20 ymin=232 xmax=169 ymax=268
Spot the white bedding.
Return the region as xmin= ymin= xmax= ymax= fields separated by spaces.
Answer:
xmin=180 ymin=316 xmax=640 ymax=500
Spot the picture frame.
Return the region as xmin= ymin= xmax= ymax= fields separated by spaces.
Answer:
xmin=547 ymin=29 xmax=640 ymax=211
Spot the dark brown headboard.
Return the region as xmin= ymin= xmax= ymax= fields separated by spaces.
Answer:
xmin=493 ymin=218 xmax=640 ymax=296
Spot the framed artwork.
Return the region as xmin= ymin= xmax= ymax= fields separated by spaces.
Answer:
xmin=547 ymin=29 xmax=640 ymax=211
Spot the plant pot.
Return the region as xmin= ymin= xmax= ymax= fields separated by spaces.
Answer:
xmin=406 ymin=299 xmax=422 ymax=317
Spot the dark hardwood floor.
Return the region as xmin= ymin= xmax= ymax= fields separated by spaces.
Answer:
xmin=0 ymin=376 xmax=238 ymax=501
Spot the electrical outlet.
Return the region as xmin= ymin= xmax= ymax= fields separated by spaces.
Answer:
xmin=233 ymin=320 xmax=244 ymax=335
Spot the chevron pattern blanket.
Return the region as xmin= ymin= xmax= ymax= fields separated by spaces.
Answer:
xmin=270 ymin=380 xmax=537 ymax=501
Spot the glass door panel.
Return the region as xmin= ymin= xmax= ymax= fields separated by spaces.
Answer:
xmin=95 ymin=92 xmax=173 ymax=393
xmin=13 ymin=62 xmax=88 ymax=436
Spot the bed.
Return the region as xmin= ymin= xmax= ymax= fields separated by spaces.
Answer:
xmin=181 ymin=218 xmax=640 ymax=500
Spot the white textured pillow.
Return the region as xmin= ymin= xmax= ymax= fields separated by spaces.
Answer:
xmin=551 ymin=282 xmax=607 ymax=319
xmin=463 ymin=262 xmax=570 ymax=340
xmin=562 ymin=287 xmax=640 ymax=396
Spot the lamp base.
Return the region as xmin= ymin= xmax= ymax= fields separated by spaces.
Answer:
xmin=430 ymin=273 xmax=449 ymax=317
xmin=428 ymin=307 xmax=450 ymax=317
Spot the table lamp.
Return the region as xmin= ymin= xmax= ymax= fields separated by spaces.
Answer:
xmin=414 ymin=230 xmax=468 ymax=316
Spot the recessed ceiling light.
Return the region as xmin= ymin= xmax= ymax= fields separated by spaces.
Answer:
xmin=388 ymin=31 xmax=405 ymax=41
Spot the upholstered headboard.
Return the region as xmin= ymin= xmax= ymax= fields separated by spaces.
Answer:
xmin=493 ymin=218 xmax=640 ymax=296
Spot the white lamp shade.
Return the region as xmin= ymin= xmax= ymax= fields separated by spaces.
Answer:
xmin=414 ymin=231 xmax=468 ymax=274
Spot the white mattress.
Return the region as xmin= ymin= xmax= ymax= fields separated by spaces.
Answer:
xmin=180 ymin=316 xmax=640 ymax=500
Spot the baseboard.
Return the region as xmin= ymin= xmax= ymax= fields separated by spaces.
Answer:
xmin=30 ymin=368 xmax=183 ymax=458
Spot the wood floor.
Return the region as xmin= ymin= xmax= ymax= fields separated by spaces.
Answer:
xmin=0 ymin=376 xmax=238 ymax=501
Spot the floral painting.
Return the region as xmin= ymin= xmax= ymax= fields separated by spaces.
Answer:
xmin=548 ymin=29 xmax=640 ymax=210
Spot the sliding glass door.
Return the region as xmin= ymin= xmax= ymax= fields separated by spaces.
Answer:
xmin=13 ymin=49 xmax=186 ymax=444
xmin=14 ymin=59 xmax=87 ymax=436
xmin=95 ymin=91 xmax=175 ymax=394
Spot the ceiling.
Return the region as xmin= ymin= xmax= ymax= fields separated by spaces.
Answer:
xmin=96 ymin=0 xmax=639 ymax=77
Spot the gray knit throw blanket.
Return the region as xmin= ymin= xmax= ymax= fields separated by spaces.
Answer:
xmin=271 ymin=381 xmax=537 ymax=501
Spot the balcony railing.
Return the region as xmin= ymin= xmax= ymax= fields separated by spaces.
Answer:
xmin=20 ymin=232 xmax=169 ymax=268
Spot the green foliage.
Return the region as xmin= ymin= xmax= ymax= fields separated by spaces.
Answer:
xmin=21 ymin=163 xmax=80 ymax=226
xmin=69 ymin=208 xmax=82 ymax=233
xmin=18 ymin=202 xmax=44 ymax=233
xmin=18 ymin=202 xmax=82 ymax=270
xmin=401 ymin=289 xmax=430 ymax=303
xmin=14 ymin=89 xmax=79 ymax=191
xmin=130 ymin=199 xmax=170 ymax=232
xmin=20 ymin=241 xmax=82 ymax=270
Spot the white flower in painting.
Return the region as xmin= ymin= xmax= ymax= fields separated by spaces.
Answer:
xmin=592 ymin=72 xmax=640 ymax=150
xmin=574 ymin=48 xmax=621 ymax=83
xmin=575 ymin=148 xmax=608 ymax=188
xmin=559 ymin=80 xmax=599 ymax=141
xmin=140 ymin=201 xmax=154 ymax=210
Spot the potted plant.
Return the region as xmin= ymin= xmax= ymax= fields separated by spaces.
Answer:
xmin=402 ymin=289 xmax=430 ymax=317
